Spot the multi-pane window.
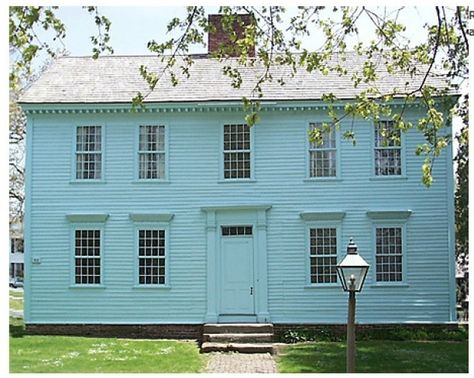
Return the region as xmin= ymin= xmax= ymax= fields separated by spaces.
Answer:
xmin=138 ymin=229 xmax=166 ymax=285
xmin=309 ymin=123 xmax=337 ymax=177
xmin=10 ymin=238 xmax=24 ymax=254
xmin=76 ymin=126 xmax=102 ymax=179
xmin=309 ymin=228 xmax=338 ymax=284
xmin=223 ymin=124 xmax=251 ymax=179
xmin=74 ymin=230 xmax=101 ymax=285
xmin=221 ymin=226 xmax=253 ymax=236
xmin=374 ymin=121 xmax=401 ymax=176
xmin=138 ymin=125 xmax=166 ymax=179
xmin=375 ymin=227 xmax=403 ymax=282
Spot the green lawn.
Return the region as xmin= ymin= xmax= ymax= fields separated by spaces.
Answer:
xmin=10 ymin=318 xmax=206 ymax=373
xmin=276 ymin=340 xmax=469 ymax=373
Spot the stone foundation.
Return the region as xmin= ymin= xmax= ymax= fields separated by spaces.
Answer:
xmin=26 ymin=322 xmax=462 ymax=343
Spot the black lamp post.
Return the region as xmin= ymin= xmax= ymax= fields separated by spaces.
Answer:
xmin=336 ymin=238 xmax=370 ymax=373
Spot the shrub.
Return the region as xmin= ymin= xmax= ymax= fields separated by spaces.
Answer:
xmin=280 ymin=326 xmax=468 ymax=343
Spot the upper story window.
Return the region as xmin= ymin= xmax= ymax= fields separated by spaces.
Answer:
xmin=309 ymin=123 xmax=337 ymax=178
xmin=10 ymin=238 xmax=24 ymax=254
xmin=309 ymin=227 xmax=338 ymax=284
xmin=223 ymin=124 xmax=251 ymax=179
xmin=375 ymin=227 xmax=403 ymax=282
xmin=138 ymin=125 xmax=166 ymax=179
xmin=74 ymin=229 xmax=101 ymax=285
xmin=374 ymin=121 xmax=401 ymax=176
xmin=76 ymin=126 xmax=102 ymax=180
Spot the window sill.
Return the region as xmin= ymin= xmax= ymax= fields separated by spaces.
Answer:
xmin=69 ymin=285 xmax=106 ymax=289
xmin=132 ymin=285 xmax=171 ymax=290
xmin=131 ymin=180 xmax=170 ymax=184
xmin=369 ymin=176 xmax=407 ymax=181
xmin=303 ymin=178 xmax=343 ymax=183
xmin=304 ymin=284 xmax=341 ymax=289
xmin=218 ymin=179 xmax=257 ymax=184
xmin=370 ymin=283 xmax=409 ymax=288
xmin=70 ymin=180 xmax=106 ymax=184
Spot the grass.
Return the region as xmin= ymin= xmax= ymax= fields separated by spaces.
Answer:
xmin=11 ymin=289 xmax=467 ymax=373
xmin=9 ymin=289 xmax=23 ymax=311
xmin=10 ymin=317 xmax=206 ymax=373
xmin=276 ymin=340 xmax=469 ymax=373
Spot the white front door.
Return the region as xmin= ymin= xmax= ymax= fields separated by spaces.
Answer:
xmin=220 ymin=236 xmax=254 ymax=315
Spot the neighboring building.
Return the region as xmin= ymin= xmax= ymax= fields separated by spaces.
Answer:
xmin=19 ymin=16 xmax=457 ymax=337
xmin=9 ymin=222 xmax=24 ymax=282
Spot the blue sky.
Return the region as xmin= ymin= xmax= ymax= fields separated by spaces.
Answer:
xmin=52 ymin=6 xmax=210 ymax=56
xmin=44 ymin=6 xmax=438 ymax=58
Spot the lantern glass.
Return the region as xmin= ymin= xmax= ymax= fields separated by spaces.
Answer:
xmin=337 ymin=266 xmax=369 ymax=292
xmin=336 ymin=246 xmax=370 ymax=292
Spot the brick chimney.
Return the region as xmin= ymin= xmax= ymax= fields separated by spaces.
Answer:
xmin=208 ymin=14 xmax=255 ymax=57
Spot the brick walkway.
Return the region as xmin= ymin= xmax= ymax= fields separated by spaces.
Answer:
xmin=206 ymin=352 xmax=277 ymax=373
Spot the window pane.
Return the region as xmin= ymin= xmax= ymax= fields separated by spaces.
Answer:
xmin=374 ymin=121 xmax=401 ymax=176
xmin=138 ymin=126 xmax=166 ymax=179
xmin=310 ymin=228 xmax=337 ymax=284
xmin=77 ymin=126 xmax=101 ymax=152
xmin=76 ymin=126 xmax=102 ymax=180
xmin=138 ymin=229 xmax=166 ymax=285
xmin=309 ymin=123 xmax=337 ymax=177
xmin=375 ymin=121 xmax=401 ymax=147
xmin=310 ymin=150 xmax=337 ymax=177
xmin=139 ymin=125 xmax=165 ymax=152
xmin=375 ymin=149 xmax=401 ymax=176
xmin=139 ymin=152 xmax=165 ymax=179
xmin=223 ymin=152 xmax=251 ymax=179
xmin=309 ymin=123 xmax=336 ymax=149
xmin=376 ymin=227 xmax=402 ymax=282
xmin=74 ymin=229 xmax=101 ymax=285
xmin=223 ymin=124 xmax=251 ymax=179
xmin=221 ymin=226 xmax=253 ymax=236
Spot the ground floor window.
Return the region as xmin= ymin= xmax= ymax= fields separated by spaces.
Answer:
xmin=138 ymin=229 xmax=166 ymax=285
xmin=375 ymin=227 xmax=403 ymax=282
xmin=309 ymin=227 xmax=338 ymax=284
xmin=10 ymin=263 xmax=24 ymax=279
xmin=74 ymin=229 xmax=101 ymax=285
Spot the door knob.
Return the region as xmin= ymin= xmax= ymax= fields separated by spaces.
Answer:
xmin=250 ymin=286 xmax=254 ymax=295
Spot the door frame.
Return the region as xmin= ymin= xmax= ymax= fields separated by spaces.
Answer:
xmin=202 ymin=204 xmax=271 ymax=323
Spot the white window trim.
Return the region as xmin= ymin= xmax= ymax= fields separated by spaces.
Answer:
xmin=370 ymin=222 xmax=409 ymax=287
xmin=131 ymin=220 xmax=172 ymax=289
xmin=304 ymin=221 xmax=342 ymax=288
xmin=71 ymin=124 xmax=106 ymax=183
xmin=219 ymin=123 xmax=256 ymax=182
xmin=371 ymin=120 xmax=406 ymax=179
xmin=69 ymin=223 xmax=105 ymax=289
xmin=304 ymin=121 xmax=342 ymax=182
xmin=135 ymin=124 xmax=169 ymax=182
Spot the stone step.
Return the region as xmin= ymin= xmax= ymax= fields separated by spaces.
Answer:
xmin=203 ymin=323 xmax=273 ymax=334
xmin=201 ymin=342 xmax=274 ymax=354
xmin=203 ymin=332 xmax=274 ymax=343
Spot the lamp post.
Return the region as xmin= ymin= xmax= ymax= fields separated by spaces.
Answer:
xmin=336 ymin=238 xmax=370 ymax=373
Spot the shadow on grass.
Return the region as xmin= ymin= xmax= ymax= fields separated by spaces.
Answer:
xmin=279 ymin=342 xmax=346 ymax=373
xmin=278 ymin=340 xmax=469 ymax=373
xmin=10 ymin=318 xmax=26 ymax=338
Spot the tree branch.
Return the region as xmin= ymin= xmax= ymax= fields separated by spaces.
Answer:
xmin=456 ymin=6 xmax=469 ymax=51
xmin=407 ymin=6 xmax=442 ymax=97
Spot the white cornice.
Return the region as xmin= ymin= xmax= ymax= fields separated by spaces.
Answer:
xmin=20 ymin=100 xmax=424 ymax=115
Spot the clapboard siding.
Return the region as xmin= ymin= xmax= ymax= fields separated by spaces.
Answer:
xmin=25 ymin=107 xmax=454 ymax=324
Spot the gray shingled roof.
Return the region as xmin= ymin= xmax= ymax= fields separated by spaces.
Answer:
xmin=19 ymin=53 xmax=450 ymax=104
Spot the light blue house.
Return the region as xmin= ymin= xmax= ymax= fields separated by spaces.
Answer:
xmin=19 ymin=27 xmax=457 ymax=338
